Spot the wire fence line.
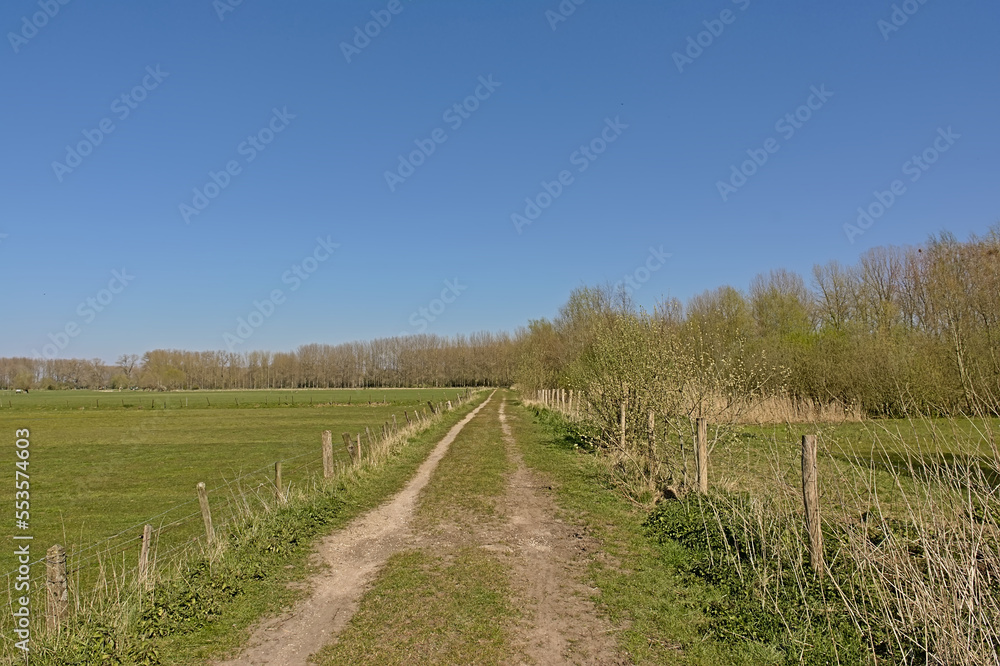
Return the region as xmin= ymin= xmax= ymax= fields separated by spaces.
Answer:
xmin=2 ymin=448 xmax=327 ymax=582
xmin=1 ymin=391 xmax=476 ymax=627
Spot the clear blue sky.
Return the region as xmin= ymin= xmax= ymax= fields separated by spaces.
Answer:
xmin=2 ymin=0 xmax=998 ymax=362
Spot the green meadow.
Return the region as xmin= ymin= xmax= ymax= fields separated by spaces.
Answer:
xmin=0 ymin=388 xmax=468 ymax=582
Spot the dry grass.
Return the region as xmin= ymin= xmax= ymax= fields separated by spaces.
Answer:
xmin=533 ymin=387 xmax=1000 ymax=664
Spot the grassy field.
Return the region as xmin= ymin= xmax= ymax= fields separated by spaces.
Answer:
xmin=0 ymin=388 xmax=469 ymax=586
xmin=0 ymin=387 xmax=468 ymax=412
xmin=0 ymin=393 xmax=491 ymax=664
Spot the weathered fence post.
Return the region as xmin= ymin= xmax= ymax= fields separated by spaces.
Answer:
xmin=322 ymin=430 xmax=334 ymax=478
xmin=801 ymin=434 xmax=824 ymax=577
xmin=404 ymin=410 xmax=411 ymax=425
xmin=695 ymin=418 xmax=708 ymax=494
xmin=427 ymin=400 xmax=436 ymax=415
xmin=356 ymin=433 xmax=362 ymax=460
xmin=392 ymin=414 xmax=398 ymax=432
xmin=196 ymin=482 xmax=215 ymax=544
xmin=274 ymin=462 xmax=284 ymax=503
xmin=138 ymin=524 xmax=153 ymax=589
xmin=447 ymin=400 xmax=452 ymax=411
xmin=46 ymin=544 xmax=68 ymax=632
xmin=342 ymin=433 xmax=355 ymax=463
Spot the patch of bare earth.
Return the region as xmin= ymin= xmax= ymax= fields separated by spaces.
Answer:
xmin=215 ymin=394 xmax=494 ymax=666
xmin=496 ymin=401 xmax=630 ymax=666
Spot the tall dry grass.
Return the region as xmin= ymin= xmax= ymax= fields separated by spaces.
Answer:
xmin=533 ymin=387 xmax=1000 ymax=664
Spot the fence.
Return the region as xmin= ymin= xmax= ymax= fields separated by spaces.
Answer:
xmin=528 ymin=387 xmax=827 ymax=576
xmin=2 ymin=389 xmax=475 ymax=639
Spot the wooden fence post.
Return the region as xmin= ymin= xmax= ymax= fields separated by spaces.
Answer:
xmin=342 ymin=433 xmax=355 ymax=463
xmin=138 ymin=524 xmax=153 ymax=589
xmin=196 ymin=482 xmax=215 ymax=544
xmin=274 ymin=462 xmax=284 ymax=503
xmin=356 ymin=433 xmax=362 ymax=461
xmin=447 ymin=400 xmax=452 ymax=411
xmin=695 ymin=418 xmax=708 ymax=494
xmin=46 ymin=544 xmax=68 ymax=632
xmin=322 ymin=430 xmax=334 ymax=478
xmin=801 ymin=434 xmax=824 ymax=577
xmin=427 ymin=401 xmax=436 ymax=415
xmin=404 ymin=410 xmax=411 ymax=425
xmin=392 ymin=414 xmax=398 ymax=432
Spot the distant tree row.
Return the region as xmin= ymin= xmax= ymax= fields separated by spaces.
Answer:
xmin=0 ymin=333 xmax=515 ymax=391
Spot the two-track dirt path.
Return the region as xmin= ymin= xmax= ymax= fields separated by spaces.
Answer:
xmin=218 ymin=393 xmax=626 ymax=665
xmin=217 ymin=394 xmax=495 ymax=666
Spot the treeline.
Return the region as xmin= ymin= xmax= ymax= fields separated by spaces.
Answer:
xmin=515 ymin=227 xmax=1000 ymax=417
xmin=0 ymin=333 xmax=515 ymax=390
xmin=5 ymin=228 xmax=998 ymax=415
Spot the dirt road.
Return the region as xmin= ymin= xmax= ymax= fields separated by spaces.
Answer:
xmin=217 ymin=394 xmax=626 ymax=665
